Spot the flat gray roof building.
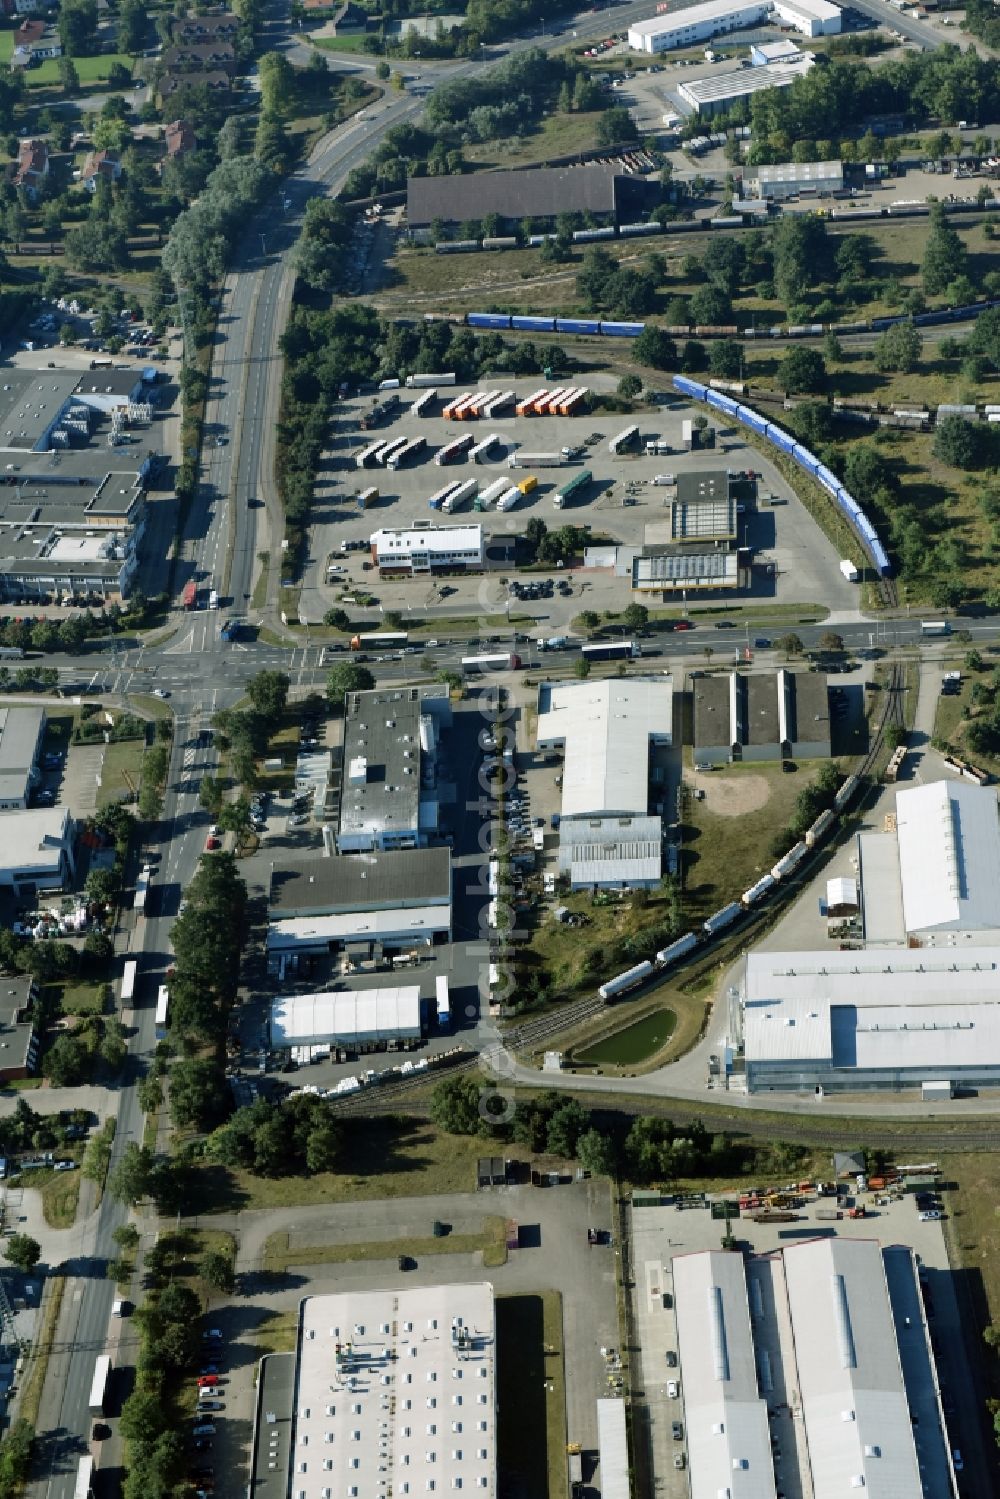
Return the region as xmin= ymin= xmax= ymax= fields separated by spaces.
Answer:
xmin=0 ymin=372 xmax=80 ymax=452
xmin=678 ymin=52 xmax=816 ymax=116
xmin=632 ymin=551 xmax=739 ymax=592
xmin=407 ymin=163 xmax=622 ymax=228
xmin=750 ymin=158 xmax=844 ymax=199
xmin=693 ymin=670 xmax=830 ymax=766
xmin=337 ymin=685 xmax=451 ymax=853
xmin=0 ymin=975 xmax=38 ymax=1080
xmin=0 ymin=805 xmax=75 ymax=893
xmin=0 ymin=706 xmax=45 ymax=810
xmin=556 ymin=814 xmax=663 ymax=889
xmin=266 ymin=847 xmax=452 ymax=955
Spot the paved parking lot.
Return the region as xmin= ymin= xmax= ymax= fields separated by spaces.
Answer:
xmin=630 ymin=1189 xmax=982 ymax=1497
xmin=299 ymin=388 xmax=860 ymax=627
xmin=58 ymin=741 xmax=104 ymax=817
xmin=190 ymin=1182 xmax=619 ymax=1498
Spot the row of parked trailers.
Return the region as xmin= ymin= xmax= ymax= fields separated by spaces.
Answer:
xmin=443 ymin=389 xmax=516 ymax=421
xmin=514 ymin=386 xmax=589 ymax=417
xmin=672 ymin=377 xmax=891 ymax=578
xmin=595 ymin=781 xmax=860 ymax=1003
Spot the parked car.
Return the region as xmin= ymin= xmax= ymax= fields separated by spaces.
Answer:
xmin=192 ymin=1425 xmax=216 ymax=1438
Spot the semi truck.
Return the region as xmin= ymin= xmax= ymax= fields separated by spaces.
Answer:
xmin=89 ymin=1355 xmax=112 ymax=1416
xmin=553 ymin=469 xmax=592 ymax=509
xmin=507 ymin=451 xmax=564 ymax=469
xmin=406 ymin=372 xmax=455 ymax=388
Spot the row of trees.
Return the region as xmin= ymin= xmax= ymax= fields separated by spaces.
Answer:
xmin=204 ymin=1093 xmax=342 ymax=1176
xmin=428 ymin=1076 xmax=810 ymax=1185
xmin=210 ymin=669 xmax=290 ymax=790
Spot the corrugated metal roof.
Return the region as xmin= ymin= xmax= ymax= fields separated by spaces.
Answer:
xmin=536 ymin=679 xmax=672 ymax=819
xmin=895 ymin=781 xmax=1000 ymax=933
xmin=782 ymin=1239 xmax=923 ymax=1499
xmin=674 ymin=1251 xmax=776 ymax=1499
xmin=595 ymin=1401 xmax=629 ymax=1499
xmin=407 ymin=164 xmax=621 ymax=228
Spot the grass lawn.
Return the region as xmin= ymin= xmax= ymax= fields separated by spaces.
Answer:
xmin=932 ymin=659 xmax=1000 ymax=776
xmin=263 ymin=1216 xmax=507 ymax=1274
xmin=188 ymin=1119 xmax=501 ymax=1213
xmin=939 ymin=1152 xmax=1000 ymax=1408
xmin=464 ymin=109 xmax=605 ymax=170
xmin=97 ymin=737 xmax=145 ymax=809
xmin=496 ymin=1293 xmax=567 ymax=1499
xmin=37 ymin=1167 xmax=82 ymax=1229
xmin=54 ymin=977 xmax=106 ymax=1015
xmin=253 ymin=1308 xmax=299 ymax=1355
xmin=25 ymin=53 xmax=135 ymax=87
xmin=312 ymin=32 xmax=378 ymax=54
xmin=129 ymin=693 xmax=174 ymax=722
xmin=152 ymin=1227 xmax=238 ymax=1304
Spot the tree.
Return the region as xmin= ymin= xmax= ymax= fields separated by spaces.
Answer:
xmin=118 ymin=0 xmax=145 ymax=54
xmin=113 ymin=1223 xmax=140 ymax=1253
xmin=305 ymin=1118 xmax=341 ymax=1174
xmin=119 ymin=1391 xmax=166 ymax=1447
xmin=780 ymin=347 xmax=826 ymax=394
xmin=545 ymin=1099 xmax=587 ymax=1158
xmin=632 ymin=326 xmax=676 ymax=370
xmin=137 ymin=1074 xmax=163 ymax=1115
xmin=970 ymin=305 xmax=1000 ymax=372
xmin=169 ymin=1058 xmax=228 ymax=1131
xmin=258 ymin=52 xmax=295 ymax=117
xmin=573 ymin=656 xmax=591 ymax=679
xmin=100 ymin=1018 xmax=127 ymax=1072
xmin=777 ymin=633 xmax=804 ymax=657
xmin=327 ymin=663 xmax=375 ymax=706
xmin=617 ymin=373 xmax=641 ymax=400
xmin=58 ymin=0 xmax=98 ymax=57
xmin=324 ymin=608 xmax=351 ymax=631
xmin=576 ymin=1128 xmax=617 ymax=1178
xmin=246 ymin=670 xmax=289 ymax=724
xmin=623 ymin=603 xmax=649 ymax=630
xmin=818 ymin=631 xmax=844 ymax=654
xmin=708 ymin=338 xmax=742 ymax=379
xmin=108 ymin=1142 xmax=155 ymax=1205
xmin=596 ymin=107 xmax=638 ymax=147
xmin=3 ymin=1234 xmax=40 ymax=1273
xmin=44 ymin=1034 xmax=89 ymax=1087
xmin=688 ymin=284 xmax=732 ymax=326
xmin=933 ymin=414 xmax=987 ymax=470
xmin=922 ymin=204 xmax=967 ymax=296
xmin=873 ymin=320 xmax=921 ymax=374
xmin=430 ymin=1074 xmax=490 ymax=1135
xmin=200 ymin=1249 xmax=235 ymax=1294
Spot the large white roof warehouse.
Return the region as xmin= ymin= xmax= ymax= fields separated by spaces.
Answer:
xmin=535 ymin=677 xmax=673 ymax=819
xmin=292 ymin=1285 xmax=496 ymax=1499
xmin=672 ymin=1251 xmax=775 ymax=1499
xmin=270 ymin=987 xmax=422 ymax=1049
xmin=741 ymin=947 xmax=1000 ymax=1091
xmin=894 ymin=779 xmax=1000 ymax=934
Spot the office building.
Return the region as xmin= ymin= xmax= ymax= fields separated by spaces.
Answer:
xmin=371 ymin=524 xmax=484 ymax=575
xmin=0 ymin=806 xmax=75 ymax=894
xmin=0 ymin=976 xmax=39 ymax=1082
xmin=266 ymin=847 xmax=452 ymax=959
xmin=337 ymin=685 xmax=451 ymax=853
xmin=693 ymin=670 xmax=831 ymax=767
xmin=0 ymin=706 xmax=45 ymax=810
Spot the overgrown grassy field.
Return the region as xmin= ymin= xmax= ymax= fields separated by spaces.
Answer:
xmin=190 ymin=1119 xmax=498 ymax=1213
xmin=263 ymin=1216 xmax=507 ymax=1273
xmin=97 ymin=738 xmax=145 ymax=809
xmin=464 ymin=108 xmax=606 ymax=169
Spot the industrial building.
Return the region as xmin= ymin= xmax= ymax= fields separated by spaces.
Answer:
xmin=693 ymin=669 xmax=831 ymax=767
xmin=0 ymin=380 xmax=157 ymax=602
xmin=673 ymin=1238 xmax=955 ymax=1499
xmin=536 ymin=677 xmax=672 ymax=888
xmin=282 ymin=1285 xmax=496 ymax=1499
xmin=0 ymin=806 xmax=75 ymax=895
xmin=677 ymin=51 xmax=816 ymax=117
xmin=748 ymin=158 xmax=844 ymax=199
xmin=0 ymin=976 xmax=39 ymax=1082
xmin=370 ymin=524 xmax=485 ymax=575
xmin=269 ymin=986 xmax=423 ymax=1051
xmin=407 ymin=163 xmax=622 ymax=230
xmin=632 ymin=551 xmax=740 ymax=593
xmin=337 ymin=685 xmax=451 ymax=853
xmin=740 ymin=946 xmax=1000 ymax=1093
xmin=627 ymin=0 xmax=839 ymax=52
xmin=632 ymin=471 xmax=742 ymax=593
xmin=0 ymin=706 xmax=45 ymax=810
xmin=859 ymin=780 xmax=1000 ymax=945
xmin=667 ymin=472 xmax=738 ymax=544
xmin=266 ymin=847 xmax=452 ymax=960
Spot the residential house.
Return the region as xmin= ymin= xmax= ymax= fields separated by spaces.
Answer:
xmin=9 ymin=137 xmax=48 ymax=200
xmin=14 ymin=18 xmax=45 ymax=46
xmin=160 ymin=40 xmax=237 ymax=74
xmin=171 ymin=11 xmax=240 ymax=43
xmin=158 ymin=70 xmax=231 ymax=103
xmin=164 ymin=118 xmax=196 ymax=158
xmin=81 ymin=150 xmax=123 ymax=193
